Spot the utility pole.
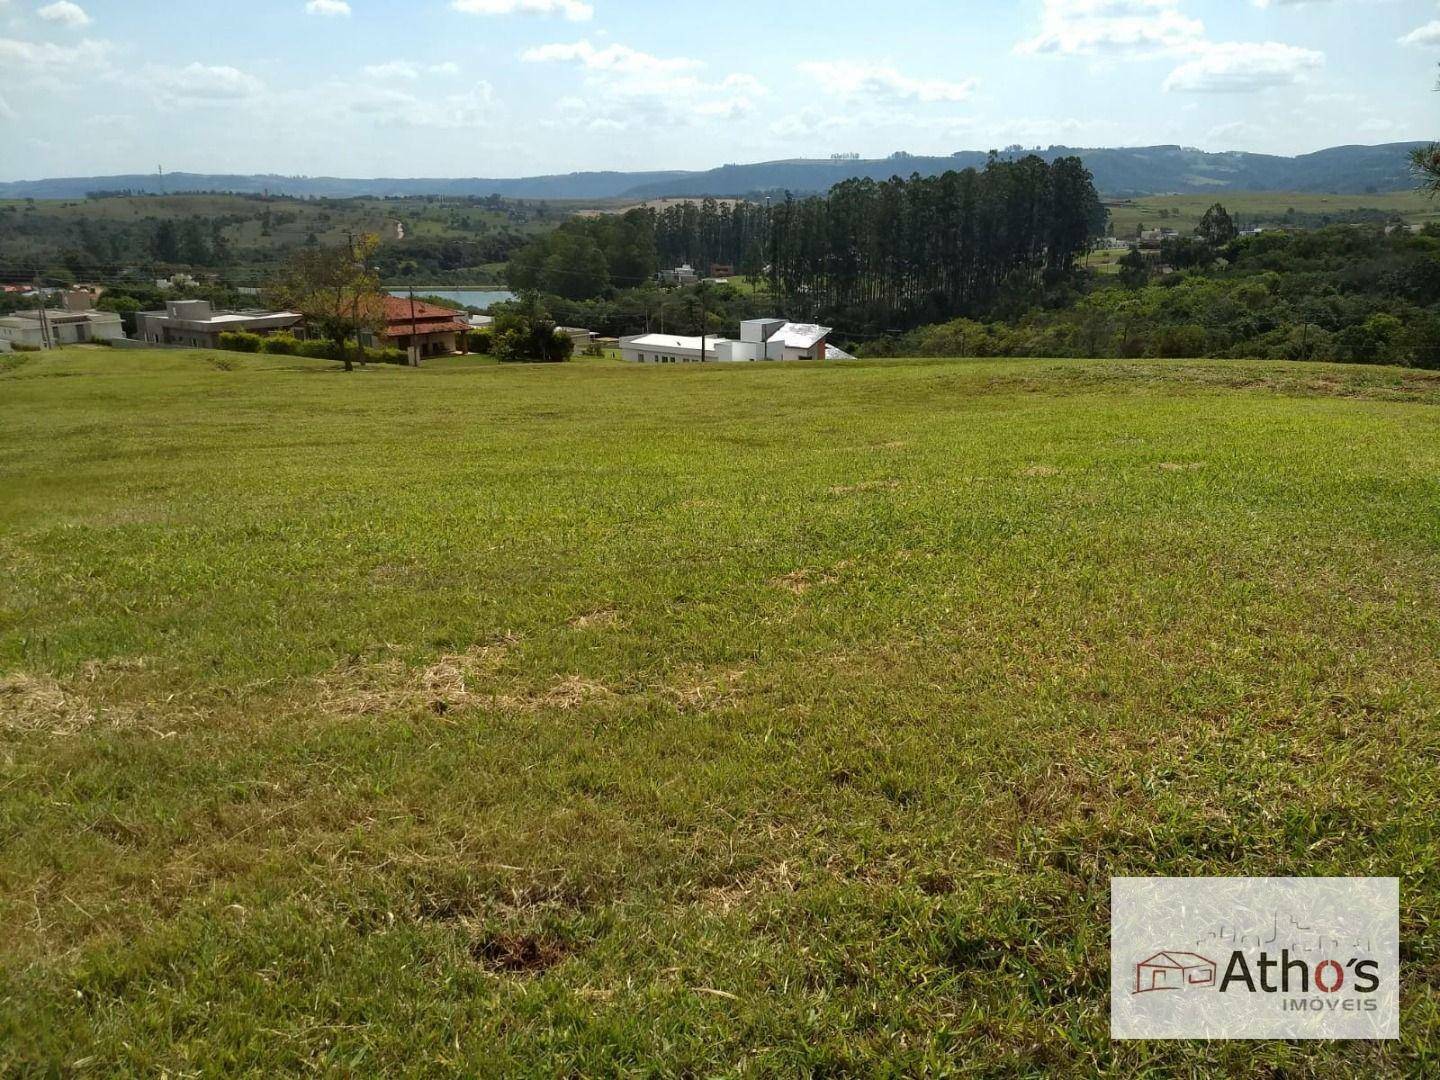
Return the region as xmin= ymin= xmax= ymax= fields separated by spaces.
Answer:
xmin=346 ymin=231 xmax=363 ymax=368
xmin=409 ymin=286 xmax=420 ymax=367
xmin=34 ymin=272 xmax=52 ymax=350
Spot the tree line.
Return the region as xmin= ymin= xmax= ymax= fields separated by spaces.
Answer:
xmin=878 ymin=223 xmax=1440 ymax=368
xmin=507 ymin=155 xmax=1107 ymax=334
xmin=765 ymin=157 xmax=1106 ymax=333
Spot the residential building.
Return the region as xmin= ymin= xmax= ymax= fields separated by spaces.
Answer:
xmin=657 ymin=264 xmax=699 ymax=286
xmin=0 ymin=299 xmax=125 ymax=348
xmin=621 ymin=317 xmax=854 ymax=364
xmin=135 ymin=300 xmax=303 ymax=348
xmin=714 ymin=319 xmax=841 ymax=362
xmin=370 ymin=295 xmax=470 ymax=361
xmin=619 ymin=333 xmax=730 ymax=363
xmin=154 ymin=273 xmax=200 ymax=291
xmin=558 ymin=326 xmax=597 ymax=350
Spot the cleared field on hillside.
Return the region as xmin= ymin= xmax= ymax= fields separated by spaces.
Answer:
xmin=2 ymin=349 xmax=1439 ymax=1074
xmin=1106 ymin=190 xmax=1440 ymax=237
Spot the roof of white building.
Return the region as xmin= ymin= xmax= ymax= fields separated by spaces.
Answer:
xmin=0 ymin=309 xmax=120 ymax=327
xmin=767 ymin=322 xmax=831 ymax=348
xmin=624 ymin=334 xmax=732 ymax=351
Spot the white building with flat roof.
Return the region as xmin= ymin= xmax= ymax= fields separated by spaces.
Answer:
xmin=619 ymin=333 xmax=731 ymax=363
xmin=0 ymin=306 xmax=125 ymax=349
xmin=134 ymin=300 xmax=304 ymax=349
xmin=621 ymin=317 xmax=853 ymax=364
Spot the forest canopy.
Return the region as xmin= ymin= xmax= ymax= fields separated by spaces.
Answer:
xmin=506 ymin=156 xmax=1107 ymax=334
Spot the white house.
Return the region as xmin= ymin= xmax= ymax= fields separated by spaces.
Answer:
xmin=135 ymin=300 xmax=304 ymax=349
xmin=0 ymin=295 xmax=125 ymax=348
xmin=619 ymin=333 xmax=729 ymax=363
xmin=557 ymin=326 xmax=598 ymax=350
xmin=621 ymin=317 xmax=854 ymax=364
xmin=657 ymin=264 xmax=699 ymax=286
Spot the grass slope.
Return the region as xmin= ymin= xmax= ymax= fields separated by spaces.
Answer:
xmin=1105 ymin=190 xmax=1440 ymax=237
xmin=2 ymin=349 xmax=1439 ymax=1074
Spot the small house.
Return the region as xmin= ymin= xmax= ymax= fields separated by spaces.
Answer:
xmin=1134 ymin=952 xmax=1217 ymax=994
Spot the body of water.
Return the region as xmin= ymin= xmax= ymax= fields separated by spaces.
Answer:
xmin=387 ymin=288 xmax=514 ymax=311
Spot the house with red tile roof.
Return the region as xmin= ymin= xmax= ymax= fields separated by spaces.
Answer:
xmin=367 ymin=295 xmax=470 ymax=362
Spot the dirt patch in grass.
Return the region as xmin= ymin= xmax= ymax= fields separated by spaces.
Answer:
xmin=666 ymin=665 xmax=748 ymax=713
xmin=312 ymin=646 xmax=616 ymax=718
xmin=1021 ymin=465 xmax=1060 ymax=478
xmin=313 ymin=644 xmax=510 ymax=717
xmin=699 ymin=861 xmax=798 ymax=914
xmin=469 ymin=931 xmax=571 ymax=974
xmin=503 ymin=676 xmax=614 ymax=711
xmin=568 ymin=608 xmax=621 ymax=630
xmin=0 ymin=673 xmax=95 ymax=735
xmin=773 ymin=562 xmax=852 ymax=595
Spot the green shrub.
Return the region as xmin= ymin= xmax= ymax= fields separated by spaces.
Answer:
xmin=297 ymin=339 xmax=341 ymax=360
xmin=467 ymin=329 xmax=493 ymax=354
xmin=218 ymin=331 xmax=262 ymax=353
xmin=9 ymin=342 xmax=41 ymax=353
xmin=261 ymin=335 xmax=300 ymax=356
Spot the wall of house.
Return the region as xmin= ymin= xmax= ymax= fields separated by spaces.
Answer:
xmin=781 ymin=339 xmax=826 ymax=361
xmin=620 ymin=345 xmax=707 ymax=363
xmin=0 ymin=323 xmax=45 ymax=348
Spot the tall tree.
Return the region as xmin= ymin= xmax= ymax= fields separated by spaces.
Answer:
xmin=267 ymin=234 xmax=384 ymax=372
xmin=1415 ymin=65 xmax=1440 ymax=195
xmin=151 ymin=219 xmax=180 ymax=263
xmin=1196 ymin=203 xmax=1239 ymax=247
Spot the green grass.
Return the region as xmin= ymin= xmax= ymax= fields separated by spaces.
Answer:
xmin=2 ymin=348 xmax=1439 ymax=1074
xmin=1106 ymin=190 xmax=1440 ymax=237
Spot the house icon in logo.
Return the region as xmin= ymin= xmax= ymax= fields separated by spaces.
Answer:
xmin=1134 ymin=951 xmax=1218 ymax=994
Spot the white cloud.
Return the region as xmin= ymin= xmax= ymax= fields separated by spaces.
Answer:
xmin=0 ymin=35 xmax=109 ymax=68
xmin=1017 ymin=0 xmax=1205 ymax=57
xmin=452 ymin=0 xmax=592 ymax=20
xmin=1400 ymin=21 xmax=1440 ymax=48
xmin=305 ymin=0 xmax=351 ymax=15
xmin=149 ymin=62 xmax=265 ymax=100
xmin=798 ymin=62 xmax=977 ymax=104
xmin=362 ymin=60 xmax=460 ymax=80
xmin=36 ymin=1 xmax=90 ymax=27
xmin=0 ymin=93 xmax=15 ymax=121
xmin=522 ymin=39 xmax=700 ymax=80
xmin=340 ymin=79 xmax=495 ymax=129
xmin=1164 ymin=41 xmax=1323 ymax=92
xmin=525 ymin=39 xmax=766 ymax=130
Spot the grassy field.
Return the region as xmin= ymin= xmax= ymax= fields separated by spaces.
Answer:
xmin=2 ymin=347 xmax=1439 ymax=1074
xmin=1105 ymin=190 xmax=1440 ymax=238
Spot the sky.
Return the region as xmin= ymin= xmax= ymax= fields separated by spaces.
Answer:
xmin=0 ymin=0 xmax=1436 ymax=181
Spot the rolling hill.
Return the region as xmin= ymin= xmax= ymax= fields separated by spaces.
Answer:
xmin=0 ymin=142 xmax=1428 ymax=202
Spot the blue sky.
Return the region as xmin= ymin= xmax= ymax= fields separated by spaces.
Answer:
xmin=0 ymin=0 xmax=1436 ymax=180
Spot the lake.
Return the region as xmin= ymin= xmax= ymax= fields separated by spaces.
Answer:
xmin=387 ymin=289 xmax=514 ymax=311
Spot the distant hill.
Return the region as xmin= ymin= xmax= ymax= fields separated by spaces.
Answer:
xmin=617 ymin=144 xmax=1431 ymax=199
xmin=0 ymin=143 xmax=1428 ymax=201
